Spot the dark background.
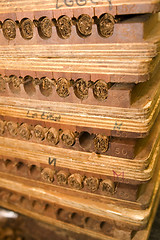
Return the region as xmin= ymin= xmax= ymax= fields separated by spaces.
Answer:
xmin=149 ymin=205 xmax=160 ymax=240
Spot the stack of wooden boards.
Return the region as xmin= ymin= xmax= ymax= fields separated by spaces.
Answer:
xmin=0 ymin=0 xmax=159 ymax=239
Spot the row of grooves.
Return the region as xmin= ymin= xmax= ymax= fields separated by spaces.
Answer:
xmin=1 ymin=13 xmax=115 ymax=40
xmin=0 ymin=159 xmax=116 ymax=195
xmin=0 ymin=119 xmax=110 ymax=153
xmin=1 ymin=75 xmax=110 ymax=102
xmin=0 ymin=188 xmax=126 ymax=237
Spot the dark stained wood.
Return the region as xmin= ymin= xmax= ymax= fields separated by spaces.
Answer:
xmin=0 ymin=62 xmax=160 ymax=138
xmin=0 ymin=13 xmax=158 ymax=44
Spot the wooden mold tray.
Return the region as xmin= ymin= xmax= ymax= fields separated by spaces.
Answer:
xmin=0 ymin=54 xmax=159 ymax=110
xmin=0 ymin=140 xmax=159 ymax=206
xmin=0 ymin=167 xmax=159 ymax=240
xmin=0 ymin=103 xmax=160 ymax=160
xmin=0 ymin=111 xmax=160 ymax=184
xmin=0 ymin=200 xmax=158 ymax=240
xmin=0 ymin=43 xmax=158 ymax=80
xmin=0 ymin=16 xmax=159 ymax=79
xmin=0 ymin=12 xmax=158 ymax=45
xmin=0 ymin=60 xmax=160 ymax=137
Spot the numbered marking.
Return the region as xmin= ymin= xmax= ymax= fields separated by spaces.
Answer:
xmin=56 ymin=0 xmax=112 ymax=9
xmin=48 ymin=157 xmax=56 ymax=167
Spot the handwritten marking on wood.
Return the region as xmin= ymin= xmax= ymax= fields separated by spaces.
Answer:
xmin=108 ymin=0 xmax=113 ymax=10
xmin=56 ymin=0 xmax=112 ymax=9
xmin=48 ymin=157 xmax=56 ymax=167
xmin=26 ymin=110 xmax=61 ymax=122
xmin=113 ymin=170 xmax=124 ymax=182
xmin=113 ymin=121 xmax=123 ymax=130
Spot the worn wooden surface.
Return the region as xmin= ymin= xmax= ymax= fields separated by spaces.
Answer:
xmin=0 ymin=62 xmax=160 ymax=137
xmin=0 ymin=133 xmax=159 ymax=183
xmin=0 ymin=14 xmax=158 ymax=44
xmin=0 ymin=53 xmax=159 ymax=108
xmin=0 ymin=201 xmax=160 ymax=240
xmin=0 ymin=111 xmax=160 ymax=185
xmin=0 ymin=3 xmax=159 ymax=240
xmin=0 ymin=102 xmax=160 ymax=159
xmin=0 ymin=41 xmax=158 ymax=79
xmin=0 ymin=148 xmax=159 ymax=206
xmin=0 ymin=170 xmax=159 ymax=240
xmin=0 ymin=14 xmax=158 ymax=81
xmin=0 ymin=116 xmax=137 ymax=159
xmin=0 ymin=45 xmax=157 ymax=78
xmin=0 ymin=75 xmax=135 ymax=108
xmin=0 ymin=204 xmax=159 ymax=240
xmin=0 ymin=0 xmax=159 ymax=14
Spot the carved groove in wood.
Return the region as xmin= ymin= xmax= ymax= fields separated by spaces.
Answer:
xmin=0 ymin=158 xmax=120 ymax=197
xmin=0 ymin=187 xmax=134 ymax=239
xmin=0 ymin=75 xmax=110 ymax=102
xmin=0 ymin=119 xmax=110 ymax=155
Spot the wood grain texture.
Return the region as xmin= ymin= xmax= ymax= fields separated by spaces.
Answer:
xmin=0 ymin=112 xmax=159 ymax=183
xmin=0 ymin=205 xmax=159 ymax=240
xmin=0 ymin=101 xmax=159 ymax=160
xmin=0 ymin=169 xmax=159 ymax=235
xmin=0 ymin=75 xmax=135 ymax=108
xmin=0 ymin=64 xmax=160 ymax=136
xmin=0 ymin=15 xmax=158 ymax=83
xmin=0 ymin=16 xmax=158 ymax=78
xmin=0 ymin=149 xmax=159 ymax=208
xmin=0 ymin=43 xmax=158 ymax=77
xmin=0 ymin=116 xmax=136 ymax=159
xmin=0 ymin=14 xmax=158 ymax=44
xmin=0 ymin=0 xmax=159 ymax=14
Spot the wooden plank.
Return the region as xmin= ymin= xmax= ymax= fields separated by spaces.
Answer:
xmin=0 ymin=148 xmax=159 ymax=206
xmin=0 ymin=17 xmax=158 ymax=80
xmin=0 ymin=52 xmax=159 ymax=109
xmin=0 ymin=0 xmax=159 ymax=14
xmin=0 ymin=63 xmax=160 ymax=136
xmin=0 ymin=169 xmax=159 ymax=237
xmin=0 ymin=115 xmax=137 ymax=159
xmin=0 ymin=212 xmax=107 ymax=240
xmin=0 ymin=102 xmax=159 ymax=160
xmin=1 ymin=203 xmax=159 ymax=240
xmin=0 ymin=76 xmax=135 ymax=108
xmin=0 ymin=114 xmax=159 ymax=183
xmin=0 ymin=200 xmax=159 ymax=240
xmin=0 ymin=14 xmax=158 ymax=44
xmin=0 ymin=32 xmax=158 ymax=77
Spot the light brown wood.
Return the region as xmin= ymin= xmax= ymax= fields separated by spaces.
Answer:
xmin=0 ymin=76 xmax=135 ymax=108
xmin=0 ymin=2 xmax=159 ymax=240
xmin=0 ymin=112 xmax=160 ymax=183
xmin=0 ymin=0 xmax=159 ymax=14
xmin=0 ymin=147 xmax=159 ymax=207
xmin=0 ymin=41 xmax=158 ymax=77
xmin=0 ymin=169 xmax=159 ymax=239
xmin=0 ymin=62 xmax=160 ymax=137
xmin=0 ymin=15 xmax=158 ymax=80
